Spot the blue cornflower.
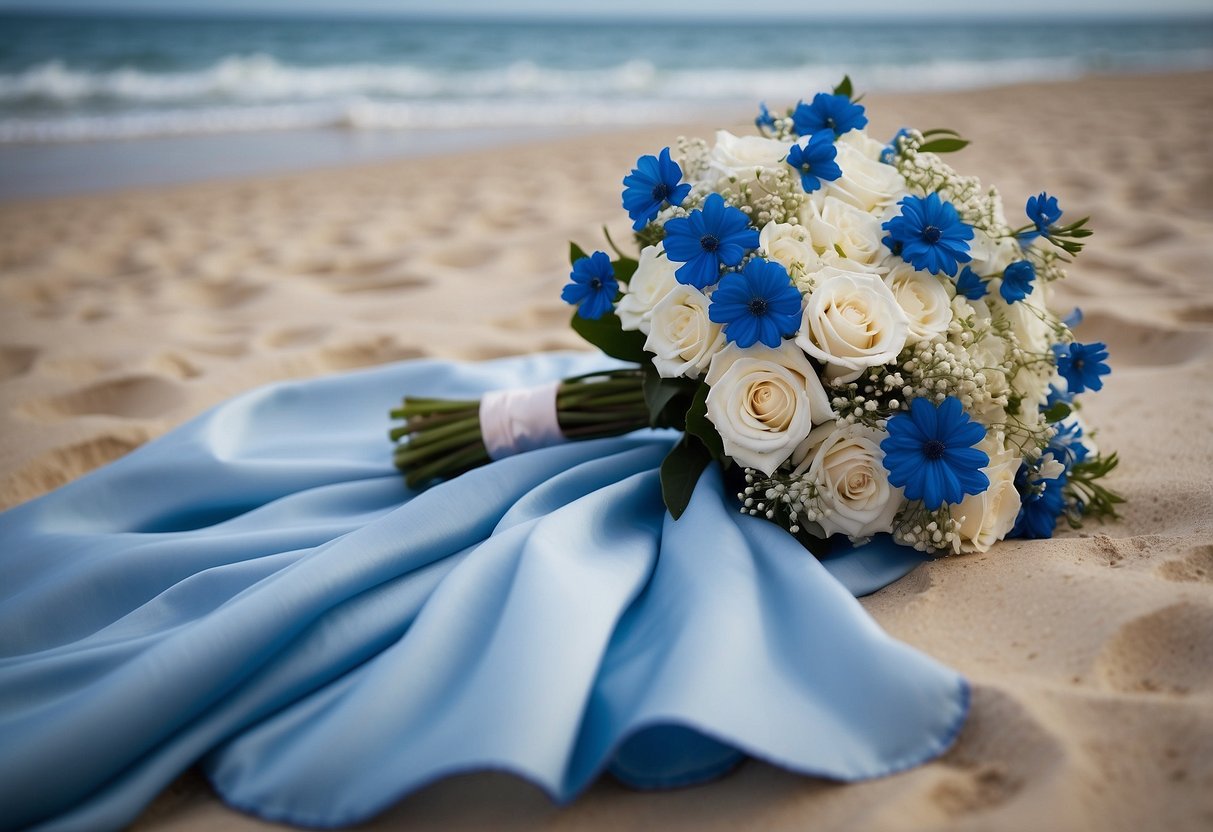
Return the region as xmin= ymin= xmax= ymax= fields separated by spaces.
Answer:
xmin=708 ymin=258 xmax=803 ymax=349
xmin=880 ymin=396 xmax=990 ymax=510
xmin=561 ymin=251 xmax=618 ymax=320
xmin=1044 ymin=383 xmax=1074 ymax=410
xmin=955 ymin=266 xmax=989 ymax=300
xmin=1012 ymin=465 xmax=1067 ymax=539
xmin=786 ymin=133 xmax=842 ymax=194
xmin=792 ymin=92 xmax=868 ymax=139
xmin=755 ymin=101 xmax=776 ymax=132
xmin=662 ymin=193 xmax=759 ymax=289
xmin=880 ymin=127 xmax=913 ymax=164
xmin=1053 ymin=341 xmax=1111 ymax=393
xmin=999 ymin=260 xmax=1036 ymax=304
xmin=1023 ymin=191 xmax=1063 ymax=240
xmin=1048 ymin=420 xmax=1090 ymax=470
xmin=881 ymin=192 xmax=974 ymax=277
xmin=621 ymin=147 xmax=691 ymax=232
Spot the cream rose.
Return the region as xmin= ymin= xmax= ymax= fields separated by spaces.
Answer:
xmin=759 ymin=221 xmax=820 ymax=281
xmin=794 ymin=423 xmax=903 ymax=539
xmin=644 ymin=284 xmax=725 ymax=379
xmin=617 ymin=243 xmax=678 ymax=334
xmin=804 ymin=198 xmax=886 ymax=267
xmin=821 ymin=131 xmax=907 ymax=213
xmin=704 ymin=342 xmax=834 ymax=475
xmin=707 ymin=130 xmax=789 ymax=182
xmin=884 ymin=262 xmax=954 ymax=343
xmin=966 ymin=228 xmax=1019 ymax=276
xmin=953 ymin=452 xmax=1021 ymax=553
xmin=795 ymin=268 xmax=910 ymax=382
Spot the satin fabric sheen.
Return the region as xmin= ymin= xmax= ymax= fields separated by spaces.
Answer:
xmin=0 ymin=352 xmax=968 ymax=831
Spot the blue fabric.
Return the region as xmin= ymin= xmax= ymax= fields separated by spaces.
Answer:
xmin=0 ymin=352 xmax=968 ymax=832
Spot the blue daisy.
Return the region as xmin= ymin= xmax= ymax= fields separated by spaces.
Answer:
xmin=1023 ymin=191 xmax=1063 ymax=241
xmin=880 ymin=396 xmax=990 ymax=510
xmin=882 ymin=192 xmax=974 ymax=277
xmin=792 ymin=92 xmax=867 ymax=139
xmin=708 ymin=258 xmax=803 ymax=349
xmin=786 ymin=133 xmax=842 ymax=194
xmin=1011 ymin=465 xmax=1067 ymax=539
xmin=1053 ymin=341 xmax=1111 ymax=393
xmin=621 ymin=147 xmax=691 ymax=232
xmin=662 ymin=193 xmax=759 ymax=289
xmin=560 ymin=251 xmax=618 ymax=320
xmin=999 ymin=260 xmax=1036 ymax=304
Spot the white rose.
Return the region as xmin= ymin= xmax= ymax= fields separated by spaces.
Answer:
xmin=617 ymin=244 xmax=678 ymax=334
xmin=953 ymin=453 xmax=1021 ymax=553
xmin=966 ymin=229 xmax=1019 ymax=276
xmin=795 ymin=268 xmax=910 ymax=383
xmin=884 ymin=262 xmax=954 ymax=343
xmin=804 ymin=198 xmax=886 ymax=267
xmin=821 ymin=131 xmax=907 ymax=213
xmin=707 ymin=130 xmax=790 ymax=182
xmin=759 ymin=221 xmax=819 ymax=279
xmin=644 ymin=284 xmax=726 ymax=379
xmin=794 ymin=423 xmax=903 ymax=540
xmin=705 ymin=342 xmax=834 ymax=475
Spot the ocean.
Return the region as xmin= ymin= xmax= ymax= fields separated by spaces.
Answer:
xmin=1 ymin=11 xmax=1211 ymax=197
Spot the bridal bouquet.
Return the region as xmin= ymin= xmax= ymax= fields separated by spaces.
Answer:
xmin=393 ymin=78 xmax=1121 ymax=556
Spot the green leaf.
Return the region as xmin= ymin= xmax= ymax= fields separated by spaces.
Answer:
xmin=832 ymin=75 xmax=853 ymax=100
xmin=569 ymin=241 xmax=589 ymax=266
xmin=660 ymin=434 xmax=712 ymax=520
xmin=684 ymin=382 xmax=725 ymax=462
xmin=921 ymin=127 xmax=962 ymax=138
xmin=612 ymin=255 xmax=639 ymax=285
xmin=570 ymin=310 xmax=648 ymax=364
xmin=1042 ymin=401 xmax=1072 ymax=423
xmin=642 ymin=369 xmax=696 ymax=429
xmin=918 ymin=138 xmax=970 ymax=154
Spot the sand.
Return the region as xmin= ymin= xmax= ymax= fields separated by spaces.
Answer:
xmin=2 ymin=71 xmax=1211 ymax=831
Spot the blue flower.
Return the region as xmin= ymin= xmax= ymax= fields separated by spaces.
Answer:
xmin=792 ymin=92 xmax=868 ymax=139
xmin=561 ymin=251 xmax=618 ymax=320
xmin=880 ymin=127 xmax=912 ymax=164
xmin=786 ymin=133 xmax=842 ymax=194
xmin=621 ymin=147 xmax=691 ymax=232
xmin=999 ymin=260 xmax=1036 ymax=304
xmin=1048 ymin=420 xmax=1090 ymax=470
xmin=1044 ymin=383 xmax=1074 ymax=410
xmin=881 ymin=192 xmax=974 ymax=277
xmin=1053 ymin=341 xmax=1111 ymax=393
xmin=1012 ymin=465 xmax=1067 ymax=539
xmin=662 ymin=193 xmax=759 ymax=289
xmin=880 ymin=396 xmax=990 ymax=511
xmin=1023 ymin=191 xmax=1063 ymax=241
xmin=755 ymin=101 xmax=776 ymax=132
xmin=955 ymin=266 xmax=988 ymax=300
xmin=708 ymin=258 xmax=803 ymax=348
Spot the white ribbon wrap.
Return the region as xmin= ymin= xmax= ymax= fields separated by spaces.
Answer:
xmin=479 ymin=381 xmax=566 ymax=461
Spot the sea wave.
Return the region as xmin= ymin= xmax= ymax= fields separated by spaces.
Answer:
xmin=1 ymin=50 xmax=1210 ymax=144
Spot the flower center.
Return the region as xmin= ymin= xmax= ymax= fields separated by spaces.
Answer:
xmin=1072 ymin=358 xmax=1085 ymax=371
xmin=923 ymin=439 xmax=946 ymax=461
xmin=699 ymin=234 xmax=720 ymax=253
xmin=748 ymin=298 xmax=768 ymax=316
xmin=824 ymin=117 xmax=836 ymax=131
xmin=651 ymin=182 xmax=672 ymax=202
xmin=922 ymin=225 xmax=942 ymax=244
xmin=588 ymin=277 xmax=603 ymax=290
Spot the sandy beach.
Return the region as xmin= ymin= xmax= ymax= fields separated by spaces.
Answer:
xmin=2 ymin=70 xmax=1211 ymax=831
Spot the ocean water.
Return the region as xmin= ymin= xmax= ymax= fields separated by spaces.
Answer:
xmin=0 ymin=12 xmax=1210 ymax=197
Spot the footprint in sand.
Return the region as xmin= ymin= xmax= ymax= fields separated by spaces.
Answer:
xmin=317 ymin=336 xmax=424 ymax=371
xmin=263 ymin=325 xmax=331 ymax=350
xmin=15 ymin=375 xmax=186 ymax=421
xmin=1155 ymin=545 xmax=1213 ymax=584
xmin=0 ymin=345 xmax=38 ymax=381
xmin=1094 ymin=602 xmax=1213 ymax=696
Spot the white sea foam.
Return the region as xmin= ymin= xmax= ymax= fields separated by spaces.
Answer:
xmin=1 ymin=50 xmax=1210 ymax=144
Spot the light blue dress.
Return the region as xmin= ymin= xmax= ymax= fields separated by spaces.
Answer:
xmin=0 ymin=352 xmax=968 ymax=831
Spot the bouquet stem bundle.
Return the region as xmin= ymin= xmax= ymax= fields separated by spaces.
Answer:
xmin=391 ymin=369 xmax=649 ymax=488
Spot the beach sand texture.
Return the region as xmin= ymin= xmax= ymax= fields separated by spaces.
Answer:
xmin=1 ymin=72 xmax=1211 ymax=831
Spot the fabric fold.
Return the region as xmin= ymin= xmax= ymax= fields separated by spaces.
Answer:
xmin=0 ymin=352 xmax=967 ymax=832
